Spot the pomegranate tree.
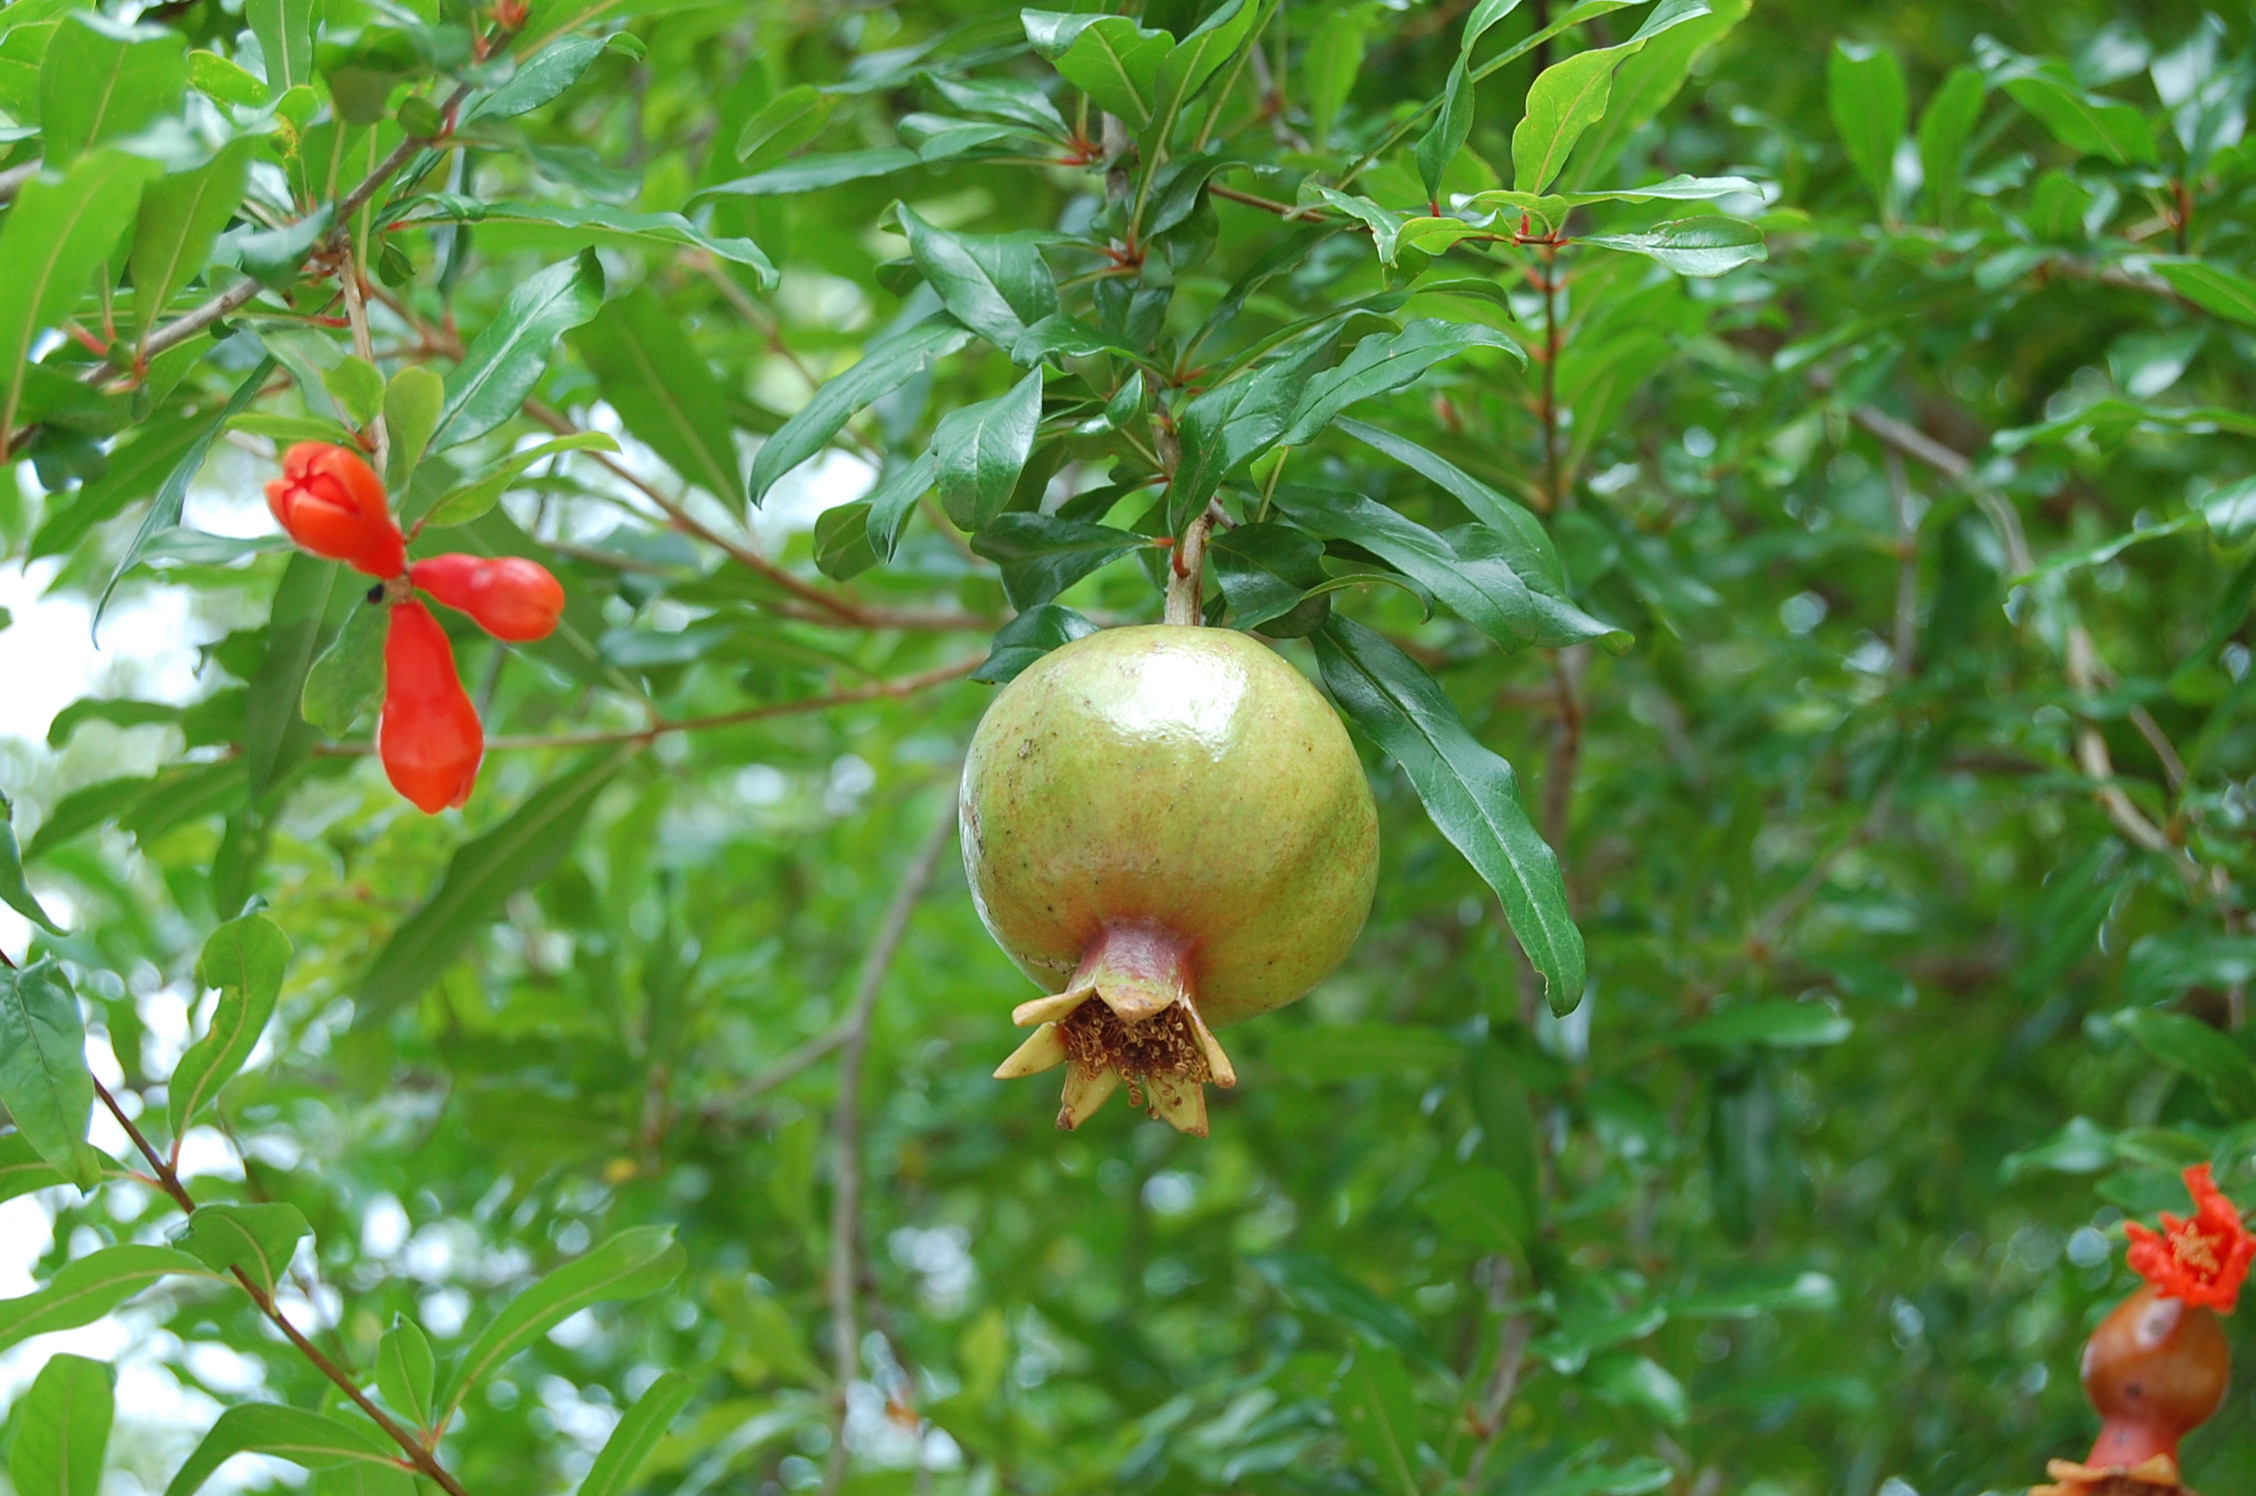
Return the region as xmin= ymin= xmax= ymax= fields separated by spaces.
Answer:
xmin=961 ymin=625 xmax=1378 ymax=1136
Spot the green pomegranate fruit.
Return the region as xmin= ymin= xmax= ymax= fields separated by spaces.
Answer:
xmin=960 ymin=624 xmax=1379 ymax=1136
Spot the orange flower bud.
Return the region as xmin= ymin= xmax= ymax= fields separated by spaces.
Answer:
xmin=409 ymin=554 xmax=566 ymax=642
xmin=264 ymin=443 xmax=406 ymax=578
xmin=379 ymin=601 xmax=483 ymax=813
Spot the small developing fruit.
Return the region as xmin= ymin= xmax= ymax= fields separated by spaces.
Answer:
xmin=266 ymin=443 xmax=405 ymax=578
xmin=2078 ymin=1285 xmax=2230 ymax=1473
xmin=961 ymin=625 xmax=1378 ymax=1136
xmin=410 ymin=554 xmax=566 ymax=642
xmin=379 ymin=601 xmax=483 ymax=813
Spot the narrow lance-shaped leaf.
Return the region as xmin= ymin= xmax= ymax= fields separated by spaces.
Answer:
xmin=1043 ymin=15 xmax=1171 ymax=127
xmin=1280 ymin=318 xmax=1524 ymax=447
xmin=376 ymin=1317 xmax=437 ymax=1430
xmin=970 ymin=513 xmax=1142 ymax=609
xmin=96 ymin=352 xmax=280 ymax=629
xmin=382 ymin=365 xmax=446 ymax=492
xmin=1579 ymin=216 xmax=1766 ymax=276
xmin=439 ymin=1226 xmax=687 ymax=1419
xmin=0 ymin=1133 xmax=72 ymax=1206
xmin=418 ymin=431 xmax=620 ymax=529
xmin=9 ymin=1354 xmax=114 ymax=1496
xmin=1333 ymin=1347 xmax=1423 ymax=1496
xmin=0 ymin=790 xmax=64 ymax=934
xmin=243 ymin=548 xmax=352 ymax=797
xmin=0 ymin=959 xmax=95 ymax=1187
xmin=165 ymin=1406 xmax=400 ymax=1496
xmin=898 ymin=207 xmax=1059 ymax=352
xmin=971 ymin=604 xmax=1099 ymax=684
xmin=577 ymin=1371 xmax=696 ymax=1496
xmin=357 ymin=747 xmax=635 ymax=1021
xmin=301 ymin=597 xmax=390 ymax=737
xmin=0 ymin=1246 xmax=211 ymax=1354
xmin=1314 ymin=618 xmax=1586 ymax=1011
xmin=430 ymin=249 xmax=606 ymax=452
xmin=935 ymin=367 xmax=1044 ymax=531
xmin=130 ymin=138 xmax=254 ymax=341
xmin=0 ymin=147 xmax=161 ymax=447
xmin=574 ymin=286 xmax=744 ymax=507
xmin=1827 ymin=42 xmax=1907 ymax=212
xmin=39 ymin=13 xmax=186 ymax=166
xmin=749 ymin=317 xmax=971 ymax=502
xmin=169 ymin=912 xmax=292 ymax=1141
xmin=176 ymin=1202 xmax=312 ymax=1298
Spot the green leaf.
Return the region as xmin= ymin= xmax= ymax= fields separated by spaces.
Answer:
xmin=1144 ymin=0 xmax=1259 ymax=148
xmin=170 ymin=913 xmax=292 ymax=1140
xmin=129 ymin=138 xmax=254 ymax=341
xmin=1280 ymin=318 xmax=1524 ymax=446
xmin=1274 ymin=487 xmax=1601 ymax=651
xmin=898 ymin=207 xmax=1058 ymax=352
xmin=2151 ymin=258 xmax=2256 ymax=328
xmin=574 ymin=286 xmax=743 ymax=506
xmin=2004 ymin=67 xmax=2157 ymax=164
xmin=1673 ymin=1000 xmax=1852 ymax=1049
xmin=748 ymin=317 xmax=970 ymax=502
xmin=1563 ymin=0 xmax=1749 ymax=184
xmin=1513 ymin=41 xmax=1643 ymax=195
xmin=969 ymin=603 xmax=1098 ymax=684
xmin=176 ymin=1202 xmax=311 ymax=1297
xmin=0 ymin=790 xmax=65 ymax=934
xmin=970 ymin=512 xmax=1141 ymax=608
xmin=1211 ymin=521 xmax=1330 ymax=632
xmin=1249 ymin=1251 xmax=1435 ymax=1364
xmin=2115 ymin=1008 xmax=2256 ymax=1116
xmin=469 ymin=33 xmax=604 ymax=122
xmin=0 ymin=1132 xmax=72 ymax=1205
xmin=1300 ymin=184 xmax=1406 ymax=264
xmin=392 ymin=200 xmax=776 ymax=281
xmin=1315 ymin=618 xmax=1585 ymax=1011
xmin=358 ymin=748 xmax=635 ymax=1021
xmin=1917 ymin=66 xmax=1986 ymax=223
xmin=0 ymin=1246 xmax=209 ymax=1354
xmin=1418 ymin=1165 xmax=1532 ymax=1259
xmin=812 ymin=501 xmax=876 ymax=581
xmin=376 ymin=1316 xmax=436 ymax=1429
xmin=1415 ymin=59 xmax=1476 ymax=204
xmin=1332 ymin=1347 xmax=1422 ymax=1496
xmin=1593 ymin=1353 xmax=1689 ymax=1426
xmin=243 ymin=548 xmax=350 ymax=798
xmin=692 ymin=147 xmax=919 ymax=200
xmin=188 ymin=49 xmax=270 ymax=108
xmin=1172 ymin=355 xmax=1315 ymax=516
xmin=734 ymin=83 xmax=834 ymax=168
xmin=382 ymin=365 xmax=445 ymax=492
xmin=96 ymin=352 xmax=279 ymax=628
xmin=323 ymin=356 xmax=385 ymax=431
xmin=1042 ymin=16 xmax=1169 ymax=127
xmin=431 ymin=249 xmax=606 ymax=452
xmin=0 ymin=959 xmax=94 ymax=1188
xmin=1304 ymin=3 xmax=1376 ymax=144
xmin=1332 ymin=418 xmax=1577 ymax=590
xmin=246 ymin=0 xmax=316 ymax=93
xmin=440 ymin=1226 xmax=686 ymax=1417
xmin=29 ymin=415 xmax=204 ymax=561
xmin=1579 ymin=215 xmax=1766 ymax=276
xmin=1826 ymin=42 xmax=1906 ymax=212
xmin=0 ymin=147 xmax=161 ymax=446
xmin=1670 ymin=1269 xmax=1840 ymax=1319
xmin=577 ymin=1371 xmax=695 ymax=1496
xmin=418 ymin=432 xmax=619 ymax=529
xmin=866 ymin=451 xmax=938 ymax=559
xmin=934 ymin=367 xmax=1044 ymax=531
xmin=9 ymin=1354 xmax=113 ymax=1496
xmin=38 ymin=13 xmax=185 ymax=166
xmin=165 ymin=1406 xmax=399 ymax=1496
xmin=1526 ymin=1458 xmax=1675 ymax=1496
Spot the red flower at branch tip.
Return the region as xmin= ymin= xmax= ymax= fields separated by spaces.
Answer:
xmin=2125 ymin=1163 xmax=2256 ymax=1313
xmin=379 ymin=601 xmax=483 ymax=814
xmin=264 ymin=443 xmax=405 ymax=578
xmin=410 ymin=554 xmax=566 ymax=642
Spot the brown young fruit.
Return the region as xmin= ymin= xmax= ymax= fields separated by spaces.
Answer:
xmin=2080 ymin=1284 xmax=2230 ymax=1472
xmin=960 ymin=625 xmax=1378 ymax=1136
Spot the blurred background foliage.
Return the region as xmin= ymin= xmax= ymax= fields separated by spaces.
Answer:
xmin=0 ymin=1 xmax=2252 ymax=1495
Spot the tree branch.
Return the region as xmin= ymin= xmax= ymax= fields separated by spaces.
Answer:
xmin=821 ymin=796 xmax=960 ymax=1496
xmin=91 ymin=1078 xmax=468 ymax=1496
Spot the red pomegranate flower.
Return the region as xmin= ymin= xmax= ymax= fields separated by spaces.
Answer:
xmin=409 ymin=554 xmax=565 ymax=642
xmin=264 ymin=443 xmax=405 ymax=578
xmin=2125 ymin=1164 xmax=2256 ymax=1313
xmin=379 ymin=601 xmax=483 ymax=814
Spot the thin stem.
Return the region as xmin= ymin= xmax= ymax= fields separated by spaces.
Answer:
xmin=821 ymin=798 xmax=960 ymax=1496
xmin=90 ymin=1078 xmax=466 ymax=1496
xmin=340 ymin=248 xmax=389 ymax=477
xmin=1164 ymin=502 xmax=1221 ymax=625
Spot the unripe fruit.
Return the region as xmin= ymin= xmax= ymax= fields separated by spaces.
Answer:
xmin=266 ymin=443 xmax=405 ymax=578
xmin=961 ymin=625 xmax=1378 ymax=1136
xmin=410 ymin=554 xmax=566 ymax=642
xmin=379 ymin=601 xmax=483 ymax=813
xmin=2079 ymin=1284 xmax=2230 ymax=1472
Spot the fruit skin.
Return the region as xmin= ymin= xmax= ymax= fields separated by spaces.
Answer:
xmin=410 ymin=554 xmax=565 ymax=642
xmin=961 ymin=624 xmax=1378 ymax=1033
xmin=379 ymin=601 xmax=483 ymax=813
xmin=2080 ymin=1283 xmax=2230 ymax=1470
xmin=265 ymin=443 xmax=405 ymax=578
